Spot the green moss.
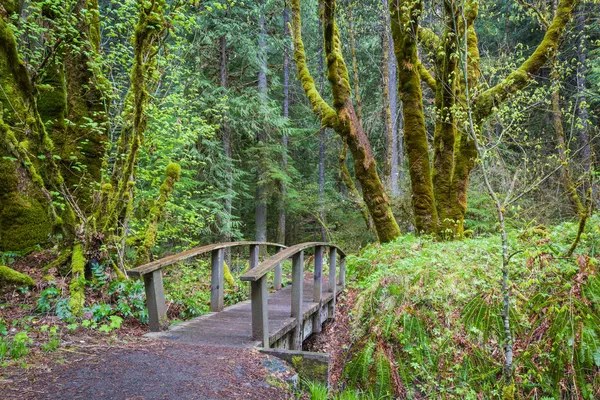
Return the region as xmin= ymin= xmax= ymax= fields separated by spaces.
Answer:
xmin=68 ymin=243 xmax=86 ymax=317
xmin=0 ymin=265 xmax=34 ymax=287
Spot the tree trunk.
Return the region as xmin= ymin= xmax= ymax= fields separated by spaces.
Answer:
xmin=317 ymin=14 xmax=327 ymax=242
xmin=255 ymin=0 xmax=268 ymax=243
xmin=390 ymin=0 xmax=437 ymax=234
xmin=291 ymin=0 xmax=400 ymax=242
xmin=0 ymin=2 xmax=71 ymax=250
xmin=383 ymin=0 xmax=401 ymax=197
xmin=348 ymin=6 xmax=363 ymax=125
xmin=278 ymin=5 xmax=290 ymax=246
xmin=220 ymin=33 xmax=234 ymax=267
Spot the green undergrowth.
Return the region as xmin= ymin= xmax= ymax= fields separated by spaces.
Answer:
xmin=341 ymin=215 xmax=600 ymax=399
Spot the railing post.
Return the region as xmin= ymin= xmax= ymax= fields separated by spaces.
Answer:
xmin=274 ymin=247 xmax=282 ymax=290
xmin=251 ymin=276 xmax=269 ymax=348
xmin=339 ymin=255 xmax=346 ymax=287
xmin=290 ymin=251 xmax=304 ymax=350
xmin=312 ymin=246 xmax=323 ymax=333
xmin=144 ymin=270 xmax=168 ymax=332
xmin=210 ymin=248 xmax=224 ymax=312
xmin=249 ymin=244 xmax=259 ymax=297
xmin=328 ymin=247 xmax=337 ymax=320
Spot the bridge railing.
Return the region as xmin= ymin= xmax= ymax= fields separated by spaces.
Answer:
xmin=128 ymin=241 xmax=287 ymax=331
xmin=240 ymin=242 xmax=346 ymax=349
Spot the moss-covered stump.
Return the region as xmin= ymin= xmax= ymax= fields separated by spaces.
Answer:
xmin=0 ymin=265 xmax=35 ymax=288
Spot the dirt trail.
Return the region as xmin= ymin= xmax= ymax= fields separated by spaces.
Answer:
xmin=1 ymin=341 xmax=294 ymax=400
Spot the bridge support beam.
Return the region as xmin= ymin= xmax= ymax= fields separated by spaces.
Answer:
xmin=274 ymin=247 xmax=283 ymax=290
xmin=312 ymin=246 xmax=323 ymax=333
xmin=210 ymin=248 xmax=224 ymax=312
xmin=328 ymin=247 xmax=337 ymax=320
xmin=290 ymin=251 xmax=304 ymax=350
xmin=339 ymin=256 xmax=346 ymax=287
xmin=251 ymin=276 xmax=269 ymax=348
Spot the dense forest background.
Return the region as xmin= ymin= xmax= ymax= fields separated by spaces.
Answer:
xmin=1 ymin=0 xmax=600 ymax=398
xmin=2 ymin=0 xmax=597 ymax=257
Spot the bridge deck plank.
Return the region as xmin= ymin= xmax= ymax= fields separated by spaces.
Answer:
xmin=145 ymin=277 xmax=342 ymax=348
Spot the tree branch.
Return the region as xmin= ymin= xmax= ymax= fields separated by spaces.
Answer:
xmin=473 ymin=0 xmax=577 ymax=123
xmin=290 ymin=0 xmax=338 ymax=129
xmin=417 ymin=60 xmax=437 ymax=91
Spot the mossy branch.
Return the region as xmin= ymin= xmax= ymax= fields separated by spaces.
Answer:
xmin=473 ymin=0 xmax=577 ymax=122
xmin=290 ymin=0 xmax=337 ymax=129
xmin=0 ymin=265 xmax=34 ymax=287
xmin=417 ymin=61 xmax=436 ymax=91
xmin=418 ymin=27 xmax=441 ymax=53
xmin=322 ymin=0 xmax=352 ymax=109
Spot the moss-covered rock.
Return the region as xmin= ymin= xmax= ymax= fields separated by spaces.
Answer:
xmin=0 ymin=265 xmax=35 ymax=287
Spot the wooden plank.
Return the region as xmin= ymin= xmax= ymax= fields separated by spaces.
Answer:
xmin=241 ymin=242 xmax=346 ymax=282
xmin=210 ymin=248 xmax=224 ymax=312
xmin=144 ymin=270 xmax=168 ymax=332
xmin=290 ymin=251 xmax=304 ymax=350
xmin=251 ymin=277 xmax=269 ymax=347
xmin=128 ymin=241 xmax=286 ymax=277
xmin=312 ymin=246 xmax=323 ymax=333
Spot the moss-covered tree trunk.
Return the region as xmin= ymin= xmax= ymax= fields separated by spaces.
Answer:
xmin=101 ymin=0 xmax=165 ymax=238
xmin=291 ymin=0 xmax=400 ymax=243
xmin=391 ymin=0 xmax=577 ymax=238
xmin=390 ymin=0 xmax=437 ymax=234
xmin=0 ymin=1 xmax=72 ymax=251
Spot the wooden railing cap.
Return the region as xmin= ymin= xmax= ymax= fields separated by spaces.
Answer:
xmin=240 ymin=242 xmax=346 ymax=282
xmin=128 ymin=241 xmax=286 ymax=277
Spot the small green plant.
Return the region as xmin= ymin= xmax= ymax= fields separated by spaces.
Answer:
xmin=0 ymin=336 xmax=8 ymax=361
xmin=10 ymin=331 xmax=31 ymax=359
xmin=42 ymin=326 xmax=61 ymax=352
xmin=98 ymin=315 xmax=123 ymax=333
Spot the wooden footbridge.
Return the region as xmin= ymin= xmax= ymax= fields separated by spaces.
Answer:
xmin=128 ymin=242 xmax=346 ymax=350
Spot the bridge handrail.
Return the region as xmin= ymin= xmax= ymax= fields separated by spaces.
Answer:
xmin=128 ymin=241 xmax=286 ymax=277
xmin=240 ymin=242 xmax=346 ymax=282
xmin=240 ymin=242 xmax=347 ymax=349
xmin=128 ymin=241 xmax=286 ymax=332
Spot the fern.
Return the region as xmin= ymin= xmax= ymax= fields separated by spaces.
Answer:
xmin=345 ymin=341 xmax=375 ymax=386
xmin=374 ymin=349 xmax=393 ymax=399
xmin=461 ymin=294 xmax=503 ymax=343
